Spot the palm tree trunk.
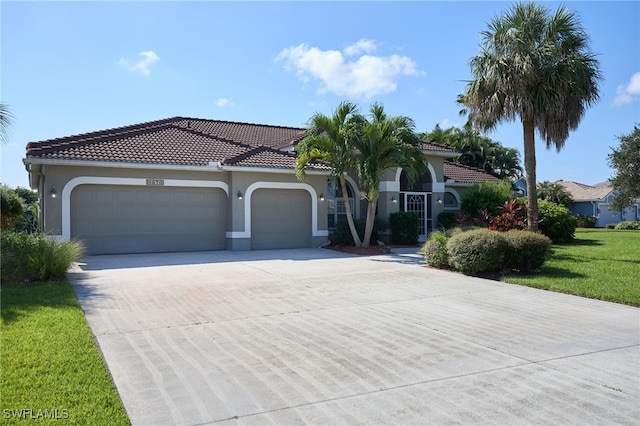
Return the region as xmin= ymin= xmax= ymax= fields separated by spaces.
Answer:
xmin=340 ymin=176 xmax=362 ymax=247
xmin=523 ymin=118 xmax=538 ymax=231
xmin=362 ymin=195 xmax=378 ymax=248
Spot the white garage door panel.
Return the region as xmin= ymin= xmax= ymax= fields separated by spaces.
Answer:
xmin=71 ymin=185 xmax=226 ymax=255
xmin=251 ymin=189 xmax=311 ymax=250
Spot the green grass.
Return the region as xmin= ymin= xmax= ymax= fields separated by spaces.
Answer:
xmin=1 ymin=281 xmax=130 ymax=425
xmin=503 ymin=229 xmax=640 ymax=306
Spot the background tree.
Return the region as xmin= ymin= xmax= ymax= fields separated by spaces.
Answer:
xmin=295 ymin=101 xmax=363 ymax=247
xmin=608 ymin=124 xmax=640 ymax=212
xmin=13 ymin=187 xmax=39 ymax=233
xmin=1 ymin=185 xmax=24 ymax=231
xmin=537 ymin=181 xmax=573 ymax=207
xmin=351 ymin=103 xmax=427 ymax=248
xmin=459 ymin=2 xmax=601 ymax=231
xmin=420 ymin=124 xmax=522 ymax=179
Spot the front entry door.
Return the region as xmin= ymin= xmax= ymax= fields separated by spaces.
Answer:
xmin=403 ymin=192 xmax=432 ymax=242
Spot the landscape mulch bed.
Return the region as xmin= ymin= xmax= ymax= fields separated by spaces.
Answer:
xmin=325 ymin=243 xmax=421 ymax=256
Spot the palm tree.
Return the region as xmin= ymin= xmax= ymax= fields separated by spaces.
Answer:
xmin=0 ymin=103 xmax=14 ymax=145
xmin=537 ymin=181 xmax=573 ymax=207
xmin=295 ymin=101 xmax=363 ymax=247
xmin=459 ymin=2 xmax=601 ymax=230
xmin=351 ymin=103 xmax=427 ymax=248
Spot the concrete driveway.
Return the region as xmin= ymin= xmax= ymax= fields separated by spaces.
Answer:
xmin=69 ymin=248 xmax=639 ymax=425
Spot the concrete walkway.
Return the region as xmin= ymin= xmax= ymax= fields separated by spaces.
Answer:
xmin=69 ymin=248 xmax=640 ymax=425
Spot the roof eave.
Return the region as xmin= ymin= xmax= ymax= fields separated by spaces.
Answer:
xmin=22 ymin=157 xmax=330 ymax=176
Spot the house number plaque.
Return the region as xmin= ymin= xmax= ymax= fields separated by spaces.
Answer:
xmin=146 ymin=179 xmax=165 ymax=186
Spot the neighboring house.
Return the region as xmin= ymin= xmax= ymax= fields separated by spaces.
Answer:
xmin=556 ymin=180 xmax=640 ymax=227
xmin=23 ymin=116 xmax=500 ymax=254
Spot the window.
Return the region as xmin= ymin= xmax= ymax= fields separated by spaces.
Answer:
xmin=444 ymin=191 xmax=458 ymax=209
xmin=327 ymin=181 xmax=355 ymax=229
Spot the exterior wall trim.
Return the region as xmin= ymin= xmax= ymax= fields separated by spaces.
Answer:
xmin=60 ymin=176 xmax=229 ymax=241
xmin=226 ymin=181 xmax=328 ymax=239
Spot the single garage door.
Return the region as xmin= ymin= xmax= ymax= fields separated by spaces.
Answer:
xmin=251 ymin=188 xmax=311 ymax=250
xmin=71 ymin=185 xmax=226 ymax=255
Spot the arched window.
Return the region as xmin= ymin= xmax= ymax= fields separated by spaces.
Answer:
xmin=444 ymin=191 xmax=458 ymax=209
xmin=327 ymin=180 xmax=355 ymax=229
xmin=400 ymin=170 xmax=432 ymax=192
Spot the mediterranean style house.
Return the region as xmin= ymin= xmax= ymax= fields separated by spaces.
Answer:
xmin=23 ymin=116 xmax=500 ymax=254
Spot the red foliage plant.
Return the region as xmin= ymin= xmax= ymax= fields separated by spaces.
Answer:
xmin=489 ymin=199 xmax=527 ymax=231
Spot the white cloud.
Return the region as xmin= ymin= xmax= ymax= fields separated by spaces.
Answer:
xmin=344 ymin=39 xmax=377 ymax=56
xmin=613 ymin=71 xmax=640 ymax=106
xmin=214 ymin=98 xmax=233 ymax=107
xmin=274 ymin=40 xmax=423 ymax=100
xmin=118 ymin=51 xmax=159 ymax=76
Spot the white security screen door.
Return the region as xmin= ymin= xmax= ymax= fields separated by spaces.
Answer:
xmin=403 ymin=192 xmax=432 ymax=241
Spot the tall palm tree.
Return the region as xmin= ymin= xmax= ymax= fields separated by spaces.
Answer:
xmin=295 ymin=101 xmax=363 ymax=247
xmin=459 ymin=2 xmax=601 ymax=230
xmin=351 ymin=103 xmax=427 ymax=248
xmin=0 ymin=103 xmax=14 ymax=145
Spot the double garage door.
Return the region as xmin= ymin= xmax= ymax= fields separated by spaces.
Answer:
xmin=71 ymin=185 xmax=313 ymax=254
xmin=71 ymin=185 xmax=226 ymax=255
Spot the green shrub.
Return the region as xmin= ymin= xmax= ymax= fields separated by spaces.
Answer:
xmin=537 ymin=200 xmax=578 ymax=243
xmin=460 ymin=180 xmax=514 ymax=217
xmin=423 ymin=232 xmax=449 ymax=268
xmin=437 ymin=211 xmax=459 ymax=230
xmin=389 ymin=211 xmax=419 ymax=245
xmin=606 ymin=223 xmax=616 ymax=229
xmin=614 ymin=221 xmax=640 ymax=230
xmin=503 ymin=230 xmax=552 ymax=273
xmin=575 ymin=214 xmax=597 ymax=228
xmin=446 ymin=228 xmax=507 ymax=275
xmin=332 ymin=218 xmax=382 ymax=246
xmin=1 ymin=232 xmax=85 ymax=283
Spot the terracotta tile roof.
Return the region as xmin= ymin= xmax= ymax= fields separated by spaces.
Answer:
xmin=444 ymin=161 xmax=501 ymax=184
xmin=421 ymin=141 xmax=460 ymax=154
xmin=172 ymin=118 xmax=308 ymax=149
xmin=556 ymin=181 xmax=612 ymax=201
xmin=25 ymin=117 xmax=326 ymax=171
xmin=222 ymin=145 xmax=329 ymax=171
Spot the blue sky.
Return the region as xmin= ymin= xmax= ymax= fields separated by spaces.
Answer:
xmin=2 ymin=1 xmax=638 ymax=190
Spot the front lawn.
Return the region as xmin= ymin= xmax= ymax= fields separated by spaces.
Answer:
xmin=503 ymin=228 xmax=640 ymax=306
xmin=0 ymin=281 xmax=130 ymax=425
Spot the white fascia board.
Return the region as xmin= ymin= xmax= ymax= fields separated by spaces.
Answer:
xmin=22 ymin=158 xmax=225 ymax=173
xmin=423 ymin=151 xmax=461 ymax=158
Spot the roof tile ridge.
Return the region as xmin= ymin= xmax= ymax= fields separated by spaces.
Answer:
xmin=222 ymin=145 xmax=307 ymax=167
xmin=26 ymin=117 xmax=183 ymax=154
xmin=26 ymin=122 xmax=179 ymax=156
xmin=176 ymin=126 xmax=259 ymax=151
xmin=185 ymin=117 xmax=307 ymax=131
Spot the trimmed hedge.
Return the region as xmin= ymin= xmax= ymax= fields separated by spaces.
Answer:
xmin=614 ymin=221 xmax=640 ymax=230
xmin=432 ymin=228 xmax=551 ymax=276
xmin=423 ymin=232 xmax=449 ymax=268
xmin=502 ymin=230 xmax=551 ymax=272
xmin=446 ymin=228 xmax=507 ymax=275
